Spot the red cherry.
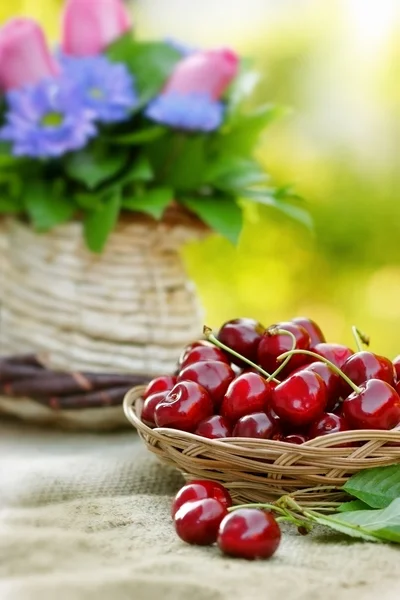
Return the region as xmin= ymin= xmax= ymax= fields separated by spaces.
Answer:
xmin=171 ymin=480 xmax=232 ymax=518
xmin=257 ymin=322 xmax=311 ymax=378
xmin=217 ymin=509 xmax=281 ymax=560
xmin=393 ymin=355 xmax=400 ymax=382
xmin=178 ymin=340 xmax=213 ymax=366
xmin=143 ymin=375 xmax=177 ymax=399
xmin=220 ymin=372 xmax=272 ymax=424
xmin=308 ymin=412 xmax=349 ymax=439
xmin=292 ymin=317 xmax=326 ymax=346
xmin=311 ymin=343 xmax=354 ymax=368
xmin=178 ymin=361 xmax=235 ymax=408
xmin=341 ymin=351 xmax=396 ymax=397
xmin=283 ymin=433 xmax=308 ymax=444
xmin=232 ymin=412 xmax=277 ymax=439
xmin=217 ymin=318 xmax=265 ymax=367
xmin=342 ymin=379 xmax=400 ymax=430
xmin=195 ymin=415 xmax=232 ymax=439
xmin=154 ymin=381 xmax=213 ymax=432
xmin=291 ymin=362 xmax=342 ymax=411
xmin=271 ymin=370 xmax=327 ymax=427
xmin=181 ymin=345 xmax=230 ymax=369
xmin=141 ymin=391 xmax=168 ymax=427
xmin=174 ymin=498 xmax=227 ymax=545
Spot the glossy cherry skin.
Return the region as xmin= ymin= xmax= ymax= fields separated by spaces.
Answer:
xmin=308 ymin=412 xmax=349 ymax=439
xmin=393 ymin=355 xmax=400 ymax=382
xmin=292 ymin=317 xmax=326 ymax=346
xmin=232 ymin=412 xmax=277 ymax=439
xmin=181 ymin=345 xmax=230 ymax=369
xmin=171 ymin=480 xmax=232 ymax=518
xmin=283 ymin=434 xmax=308 ymax=444
xmin=257 ymin=322 xmax=311 ymax=378
xmin=141 ymin=391 xmax=168 ymax=427
xmin=178 ymin=361 xmax=235 ymax=408
xmin=217 ymin=508 xmax=281 ymax=560
xmin=291 ymin=362 xmax=342 ymax=411
xmin=220 ymin=372 xmax=272 ymax=424
xmin=217 ymin=318 xmax=265 ymax=367
xmin=143 ymin=375 xmax=177 ymax=399
xmin=195 ymin=415 xmax=232 ymax=439
xmin=342 ymin=379 xmax=400 ymax=430
xmin=341 ymin=351 xmax=396 ymax=397
xmin=154 ymin=381 xmax=213 ymax=432
xmin=174 ymin=498 xmax=228 ymax=545
xmin=178 ymin=341 xmax=213 ymax=366
xmin=271 ymin=370 xmax=327 ymax=427
xmin=311 ymin=343 xmax=354 ymax=369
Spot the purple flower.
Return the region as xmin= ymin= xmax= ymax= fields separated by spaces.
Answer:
xmin=0 ymin=77 xmax=97 ymax=158
xmin=59 ymin=54 xmax=137 ymax=124
xmin=145 ymin=92 xmax=224 ymax=132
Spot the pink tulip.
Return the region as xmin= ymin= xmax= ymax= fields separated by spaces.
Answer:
xmin=0 ymin=18 xmax=58 ymax=92
xmin=164 ymin=49 xmax=239 ymax=100
xmin=62 ymin=0 xmax=132 ymax=57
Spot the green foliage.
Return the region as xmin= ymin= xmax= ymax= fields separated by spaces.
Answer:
xmin=342 ymin=465 xmax=400 ymax=509
xmin=83 ymin=190 xmax=121 ymax=253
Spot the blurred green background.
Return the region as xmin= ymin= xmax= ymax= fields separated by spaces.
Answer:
xmin=2 ymin=0 xmax=399 ymax=356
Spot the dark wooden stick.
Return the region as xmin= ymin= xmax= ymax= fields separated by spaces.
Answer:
xmin=0 ymin=363 xmax=44 ymax=383
xmin=40 ymin=386 xmax=134 ymax=410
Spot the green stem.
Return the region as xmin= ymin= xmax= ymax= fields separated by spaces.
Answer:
xmin=277 ymin=349 xmax=362 ymax=394
xmin=351 ymin=326 xmax=370 ymax=351
xmin=227 ymin=503 xmax=287 ymax=516
xmin=266 ymin=328 xmax=297 ymax=382
xmin=203 ymin=327 xmax=278 ymax=382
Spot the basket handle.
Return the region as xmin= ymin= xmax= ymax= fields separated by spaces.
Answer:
xmin=123 ymin=385 xmax=147 ymax=428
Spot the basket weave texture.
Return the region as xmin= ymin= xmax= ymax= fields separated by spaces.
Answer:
xmin=124 ymin=386 xmax=400 ymax=507
xmin=0 ymin=210 xmax=205 ymax=429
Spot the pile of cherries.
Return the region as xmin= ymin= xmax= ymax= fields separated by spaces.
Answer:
xmin=171 ymin=478 xmax=281 ymax=559
xmin=141 ymin=317 xmax=400 ymax=444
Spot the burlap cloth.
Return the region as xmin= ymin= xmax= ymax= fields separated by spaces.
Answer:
xmin=1 ymin=418 xmax=400 ymax=600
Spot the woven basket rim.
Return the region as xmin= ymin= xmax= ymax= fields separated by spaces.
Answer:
xmin=123 ymin=386 xmax=400 ymax=453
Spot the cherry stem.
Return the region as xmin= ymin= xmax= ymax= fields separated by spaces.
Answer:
xmin=352 ymin=326 xmax=370 ymax=352
xmin=228 ymin=502 xmax=310 ymax=529
xmin=277 ymin=349 xmax=362 ymax=394
xmin=203 ymin=326 xmax=279 ymax=383
xmin=265 ymin=328 xmax=298 ymax=382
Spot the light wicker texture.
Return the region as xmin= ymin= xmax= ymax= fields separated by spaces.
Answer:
xmin=124 ymin=385 xmax=400 ymax=508
xmin=0 ymin=211 xmax=205 ymax=429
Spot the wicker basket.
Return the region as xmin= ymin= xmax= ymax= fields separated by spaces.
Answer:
xmin=124 ymin=385 xmax=400 ymax=508
xmin=0 ymin=208 xmax=206 ymax=429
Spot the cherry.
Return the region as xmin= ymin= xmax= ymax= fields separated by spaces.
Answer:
xmin=232 ymin=412 xmax=277 ymax=439
xmin=217 ymin=318 xmax=265 ymax=367
xmin=143 ymin=375 xmax=177 ymax=399
xmin=292 ymin=317 xmax=326 ymax=346
xmin=195 ymin=415 xmax=232 ymax=439
xmin=311 ymin=343 xmax=354 ymax=369
xmin=257 ymin=322 xmax=311 ymax=378
xmin=171 ymin=480 xmax=232 ymax=518
xmin=342 ymin=379 xmax=400 ymax=430
xmin=178 ymin=361 xmax=235 ymax=408
xmin=271 ymin=370 xmax=327 ymax=427
xmin=154 ymin=381 xmax=213 ymax=432
xmin=178 ymin=340 xmax=213 ymax=366
xmin=217 ymin=509 xmax=281 ymax=560
xmin=181 ymin=345 xmax=230 ymax=369
xmin=283 ymin=433 xmax=308 ymax=444
xmin=174 ymin=498 xmax=227 ymax=545
xmin=141 ymin=391 xmax=168 ymax=427
xmin=220 ymin=372 xmax=272 ymax=424
xmin=308 ymin=412 xmax=349 ymax=439
xmin=341 ymin=351 xmax=396 ymax=396
xmin=393 ymin=355 xmax=400 ymax=382
xmin=291 ymin=362 xmax=342 ymax=411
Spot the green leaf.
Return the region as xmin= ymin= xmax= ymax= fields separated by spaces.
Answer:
xmin=122 ymin=187 xmax=172 ymax=219
xmin=206 ymin=157 xmax=268 ymax=191
xmin=241 ymin=189 xmax=313 ymax=230
xmin=305 ymin=511 xmax=380 ymax=543
xmin=23 ymin=180 xmax=75 ymax=231
xmin=108 ymin=41 xmax=181 ymax=106
xmin=343 ymin=465 xmax=400 ymax=509
xmin=83 ymin=190 xmax=121 ymax=253
xmin=110 ymin=126 xmax=167 ymax=145
xmin=74 ymin=193 xmax=103 ymax=211
xmin=337 ymin=500 xmax=372 ymax=513
xmin=125 ymin=155 xmax=153 ymax=183
xmin=0 ymin=194 xmax=22 ymax=213
xmin=164 ymin=135 xmax=207 ymax=190
xmin=181 ymin=196 xmax=243 ymax=244
xmin=65 ymin=145 xmax=127 ymax=189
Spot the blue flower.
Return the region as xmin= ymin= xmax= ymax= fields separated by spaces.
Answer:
xmin=165 ymin=38 xmax=198 ymax=57
xmin=59 ymin=54 xmax=137 ymax=124
xmin=0 ymin=78 xmax=97 ymax=159
xmin=145 ymin=92 xmax=224 ymax=132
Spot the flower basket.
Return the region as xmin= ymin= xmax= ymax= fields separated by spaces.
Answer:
xmin=124 ymin=386 xmax=400 ymax=508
